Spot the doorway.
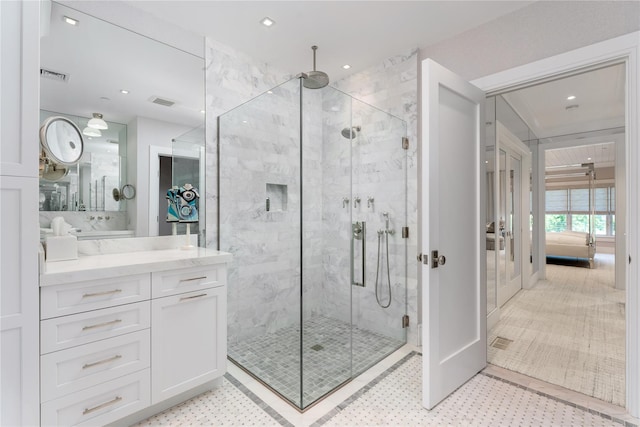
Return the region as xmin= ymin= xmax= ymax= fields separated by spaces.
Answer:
xmin=484 ymin=63 xmax=626 ymax=407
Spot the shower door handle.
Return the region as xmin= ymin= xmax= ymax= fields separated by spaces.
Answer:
xmin=352 ymin=221 xmax=366 ymax=287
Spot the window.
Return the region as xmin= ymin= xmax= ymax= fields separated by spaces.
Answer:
xmin=544 ymin=186 xmax=615 ymax=236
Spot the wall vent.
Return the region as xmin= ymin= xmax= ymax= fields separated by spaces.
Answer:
xmin=149 ymin=96 xmax=175 ymax=107
xmin=40 ymin=68 xmax=69 ymax=83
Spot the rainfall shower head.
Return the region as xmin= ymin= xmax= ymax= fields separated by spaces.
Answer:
xmin=341 ymin=126 xmax=361 ymax=139
xmin=303 ymin=46 xmax=330 ymax=89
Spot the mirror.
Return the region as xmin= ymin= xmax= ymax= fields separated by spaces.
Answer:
xmin=39 ymin=2 xmax=204 ymax=237
xmin=39 ymin=110 xmax=126 ymax=212
xmin=40 ymin=116 xmax=84 ymax=165
xmin=113 ymin=184 xmax=136 ymax=201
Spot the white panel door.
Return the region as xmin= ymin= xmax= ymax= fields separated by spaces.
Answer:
xmin=421 ymin=59 xmax=486 ymax=409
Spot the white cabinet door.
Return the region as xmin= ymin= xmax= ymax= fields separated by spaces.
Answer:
xmin=151 ymin=286 xmax=226 ymax=403
xmin=0 ymin=176 xmax=39 ymax=427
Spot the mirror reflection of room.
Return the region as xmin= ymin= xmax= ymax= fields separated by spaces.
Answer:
xmin=38 ymin=1 xmax=204 ymax=240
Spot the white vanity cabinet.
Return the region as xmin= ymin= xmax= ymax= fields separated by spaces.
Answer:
xmin=151 ymin=284 xmax=226 ymax=403
xmin=39 ymin=248 xmax=230 ymax=426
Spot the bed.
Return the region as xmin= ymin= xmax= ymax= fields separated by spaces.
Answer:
xmin=545 ymin=230 xmax=595 ymax=268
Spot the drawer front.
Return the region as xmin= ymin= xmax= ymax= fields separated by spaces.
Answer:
xmin=41 ymin=369 xmax=150 ymax=427
xmin=41 ymin=330 xmax=150 ymax=403
xmin=41 ymin=274 xmax=151 ymax=319
xmin=41 ymin=301 xmax=151 ymax=354
xmin=152 ymin=265 xmax=225 ymax=298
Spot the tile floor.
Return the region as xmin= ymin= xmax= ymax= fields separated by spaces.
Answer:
xmin=228 ymin=315 xmax=403 ymax=408
xmin=135 ymin=346 xmax=639 ymax=427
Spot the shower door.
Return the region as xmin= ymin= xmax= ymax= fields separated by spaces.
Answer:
xmin=349 ymin=98 xmax=408 ymax=378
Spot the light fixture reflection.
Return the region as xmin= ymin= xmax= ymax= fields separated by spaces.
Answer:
xmin=87 ymin=113 xmax=108 ymax=130
xmin=83 ymin=126 xmax=101 ymax=137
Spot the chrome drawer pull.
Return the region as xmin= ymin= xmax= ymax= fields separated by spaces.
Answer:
xmin=82 ymin=395 xmax=123 ymax=415
xmin=179 ymin=293 xmax=207 ymax=301
xmin=82 ymin=354 xmax=123 ymax=369
xmin=82 ymin=289 xmax=122 ymax=298
xmin=82 ymin=319 xmax=122 ymax=331
xmin=179 ymin=276 xmax=207 ymax=283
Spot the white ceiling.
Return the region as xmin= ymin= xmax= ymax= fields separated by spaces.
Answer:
xmin=502 ymin=63 xmax=626 ymax=140
xmin=546 ymin=142 xmax=616 ymax=169
xmin=121 ymin=1 xmax=534 ymax=82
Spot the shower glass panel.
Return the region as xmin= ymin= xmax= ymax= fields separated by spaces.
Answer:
xmin=219 ymin=77 xmax=407 ymax=410
xmin=220 ymin=79 xmax=303 ymax=407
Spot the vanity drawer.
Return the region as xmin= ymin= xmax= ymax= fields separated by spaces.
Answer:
xmin=41 ymin=329 xmax=150 ymax=403
xmin=152 ymin=265 xmax=225 ymax=298
xmin=41 ymin=368 xmax=150 ymax=427
xmin=41 ymin=273 xmax=151 ymax=319
xmin=41 ymin=301 xmax=150 ymax=354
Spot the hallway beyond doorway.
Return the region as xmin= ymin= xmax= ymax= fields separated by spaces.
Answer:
xmin=488 ymin=254 xmax=624 ymax=406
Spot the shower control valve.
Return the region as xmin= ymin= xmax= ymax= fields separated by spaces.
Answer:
xmin=367 ymin=196 xmax=374 ymax=208
xmin=353 ymin=196 xmax=361 ymax=207
xmin=342 ymin=197 xmax=349 ymax=208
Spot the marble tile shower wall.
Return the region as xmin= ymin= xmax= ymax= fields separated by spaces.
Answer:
xmin=206 ymin=38 xmax=419 ymax=344
xmin=311 ymin=91 xmax=409 ymax=340
xmin=221 ymin=82 xmax=302 ymax=344
xmin=332 ymin=49 xmax=419 ymax=344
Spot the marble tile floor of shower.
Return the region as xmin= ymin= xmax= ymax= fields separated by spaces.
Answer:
xmin=228 ymin=315 xmax=403 ymax=407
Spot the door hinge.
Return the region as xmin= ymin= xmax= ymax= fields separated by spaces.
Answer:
xmin=402 ymin=226 xmax=409 ymax=239
xmin=402 ymin=315 xmax=409 ymax=328
xmin=402 ymin=137 xmax=409 ymax=150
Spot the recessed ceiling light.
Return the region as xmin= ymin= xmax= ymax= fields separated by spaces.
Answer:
xmin=587 ymin=157 xmax=592 ymax=160
xmin=260 ymin=17 xmax=275 ymax=27
xmin=342 ymin=64 xmax=351 ymax=70
xmin=267 ymin=90 xmax=273 ymax=94
xmin=120 ymin=89 xmax=129 ymax=94
xmin=63 ymin=16 xmax=79 ymax=26
xmin=567 ymin=95 xmax=576 ymax=100
xmin=200 ymin=110 xmax=205 ymax=114
xmin=242 ymin=120 xmax=248 ymax=124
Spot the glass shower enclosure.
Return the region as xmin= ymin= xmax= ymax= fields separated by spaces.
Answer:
xmin=218 ymin=76 xmax=408 ymax=409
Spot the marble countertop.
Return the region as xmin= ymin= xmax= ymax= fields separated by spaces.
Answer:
xmin=40 ymin=247 xmax=232 ymax=286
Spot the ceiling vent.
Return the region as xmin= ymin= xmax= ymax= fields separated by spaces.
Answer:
xmin=40 ymin=68 xmax=69 ymax=83
xmin=149 ymin=96 xmax=175 ymax=107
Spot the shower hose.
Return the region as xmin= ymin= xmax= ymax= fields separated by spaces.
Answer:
xmin=375 ymin=229 xmax=392 ymax=308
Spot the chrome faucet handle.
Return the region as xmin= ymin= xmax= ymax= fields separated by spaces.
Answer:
xmin=367 ymin=196 xmax=374 ymax=208
xmin=342 ymin=197 xmax=350 ymax=208
xmin=353 ymin=196 xmax=361 ymax=207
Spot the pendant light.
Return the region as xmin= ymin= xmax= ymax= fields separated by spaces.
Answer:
xmin=87 ymin=113 xmax=108 ymax=130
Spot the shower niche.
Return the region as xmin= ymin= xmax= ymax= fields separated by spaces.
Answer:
xmin=266 ymin=183 xmax=287 ymax=212
xmin=218 ymin=75 xmax=408 ymax=410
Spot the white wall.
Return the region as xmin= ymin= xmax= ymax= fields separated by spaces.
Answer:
xmin=420 ymin=1 xmax=640 ymax=81
xmin=127 ymin=116 xmax=193 ymax=236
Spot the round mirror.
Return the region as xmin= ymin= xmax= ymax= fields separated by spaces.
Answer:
xmin=39 ymin=116 xmax=84 ymax=166
xmin=112 ymin=184 xmax=136 ymax=201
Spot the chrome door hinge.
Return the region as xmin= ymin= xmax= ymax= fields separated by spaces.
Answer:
xmin=402 ymin=226 xmax=409 ymax=239
xmin=402 ymin=315 xmax=409 ymax=328
xmin=402 ymin=137 xmax=409 ymax=150
xmin=417 ymin=253 xmax=428 ymax=264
